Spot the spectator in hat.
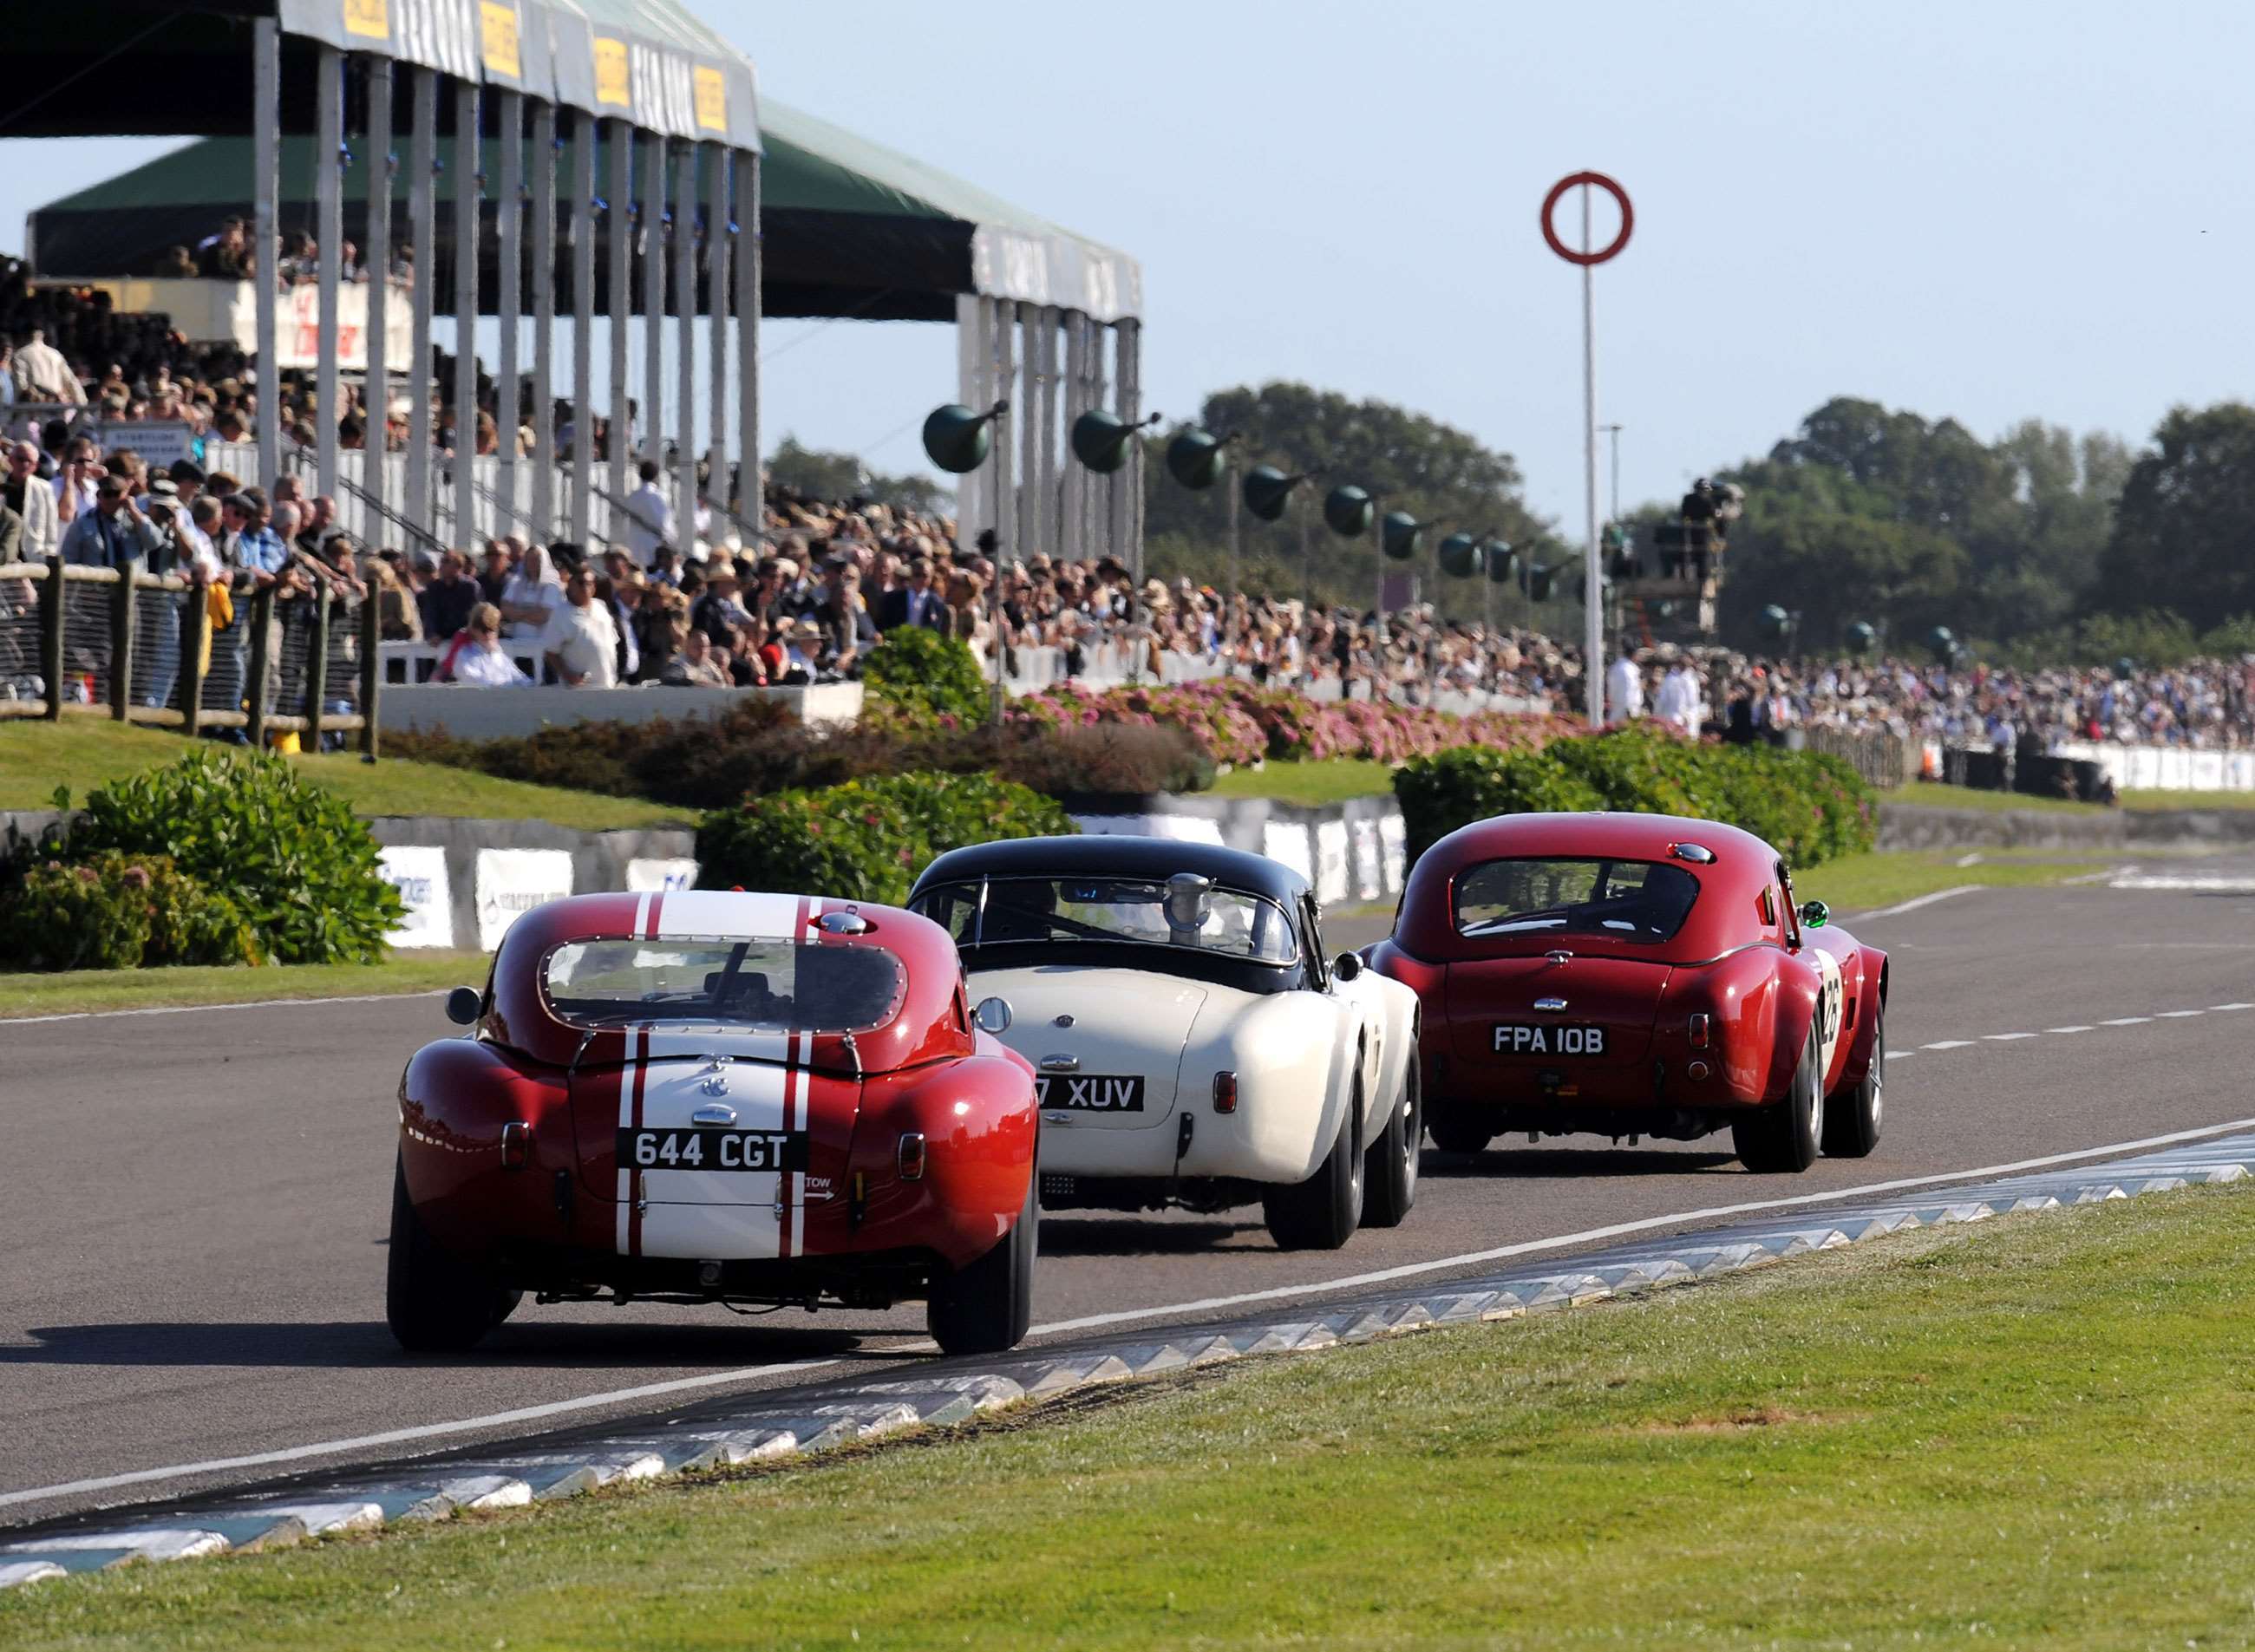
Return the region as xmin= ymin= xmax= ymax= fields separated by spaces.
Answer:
xmin=61 ymin=474 xmax=163 ymax=567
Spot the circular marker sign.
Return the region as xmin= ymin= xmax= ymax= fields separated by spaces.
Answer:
xmin=1541 ymin=171 xmax=1633 ymax=265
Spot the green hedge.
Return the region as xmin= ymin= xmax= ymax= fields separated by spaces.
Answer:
xmin=53 ymin=748 xmax=403 ymax=964
xmin=696 ymin=770 xmax=1077 ymax=907
xmin=1395 ymin=728 xmax=1877 ymax=869
xmin=861 ymin=628 xmax=991 ymax=727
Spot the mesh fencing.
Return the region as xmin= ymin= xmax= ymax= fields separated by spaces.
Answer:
xmin=0 ymin=566 xmax=44 ymax=704
xmin=128 ymin=581 xmax=186 ymax=711
xmin=59 ymin=576 xmax=113 ymax=706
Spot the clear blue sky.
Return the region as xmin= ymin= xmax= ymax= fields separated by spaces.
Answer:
xmin=4 ymin=0 xmax=2249 ymax=530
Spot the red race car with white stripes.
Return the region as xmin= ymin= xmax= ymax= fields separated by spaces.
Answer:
xmin=389 ymin=889 xmax=1041 ymax=1355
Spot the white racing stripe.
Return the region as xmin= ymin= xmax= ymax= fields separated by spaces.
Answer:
xmin=11 ymin=1113 xmax=2255 ymax=1514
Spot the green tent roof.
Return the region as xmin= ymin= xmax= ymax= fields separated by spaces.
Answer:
xmin=25 ymin=96 xmax=1140 ymax=323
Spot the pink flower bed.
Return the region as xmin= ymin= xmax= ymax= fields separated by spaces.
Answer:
xmin=1010 ymin=680 xmax=1583 ymax=770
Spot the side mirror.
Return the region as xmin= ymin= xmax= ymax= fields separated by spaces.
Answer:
xmin=973 ymin=996 xmax=1013 ymax=1035
xmin=445 ymin=985 xmax=483 ymax=1026
xmin=1798 ymin=900 xmax=1830 ymax=930
xmin=1332 ymin=950 xmax=1363 ymax=983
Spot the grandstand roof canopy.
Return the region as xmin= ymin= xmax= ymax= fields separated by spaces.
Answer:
xmin=23 ymin=99 xmax=1142 ymax=323
xmin=3 ymin=2 xmax=761 ymax=150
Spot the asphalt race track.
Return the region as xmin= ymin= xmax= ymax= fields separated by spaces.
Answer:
xmin=7 ymin=860 xmax=2254 ymax=1525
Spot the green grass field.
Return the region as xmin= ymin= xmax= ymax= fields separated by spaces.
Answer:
xmin=8 ymin=1186 xmax=2251 ymax=1649
xmin=1206 ymin=757 xmax=1396 ymax=805
xmin=0 ymin=951 xmax=485 ymax=1018
xmin=1798 ymin=846 xmax=2108 ymax=911
xmin=0 ymin=720 xmax=684 ymax=829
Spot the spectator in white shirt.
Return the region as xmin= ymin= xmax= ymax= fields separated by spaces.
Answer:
xmin=1606 ymin=652 xmax=1646 ymax=722
xmin=539 ymin=565 xmax=620 ymax=687
xmin=622 ymin=460 xmax=672 ymax=567
xmin=1654 ymin=661 xmax=1703 ymax=735
xmin=498 ymin=542 xmax=562 ymax=637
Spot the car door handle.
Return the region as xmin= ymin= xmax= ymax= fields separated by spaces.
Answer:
xmin=1038 ymin=1055 xmax=1080 ymax=1073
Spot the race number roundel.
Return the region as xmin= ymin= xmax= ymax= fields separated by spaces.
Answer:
xmin=1540 ymin=172 xmax=1633 ymax=266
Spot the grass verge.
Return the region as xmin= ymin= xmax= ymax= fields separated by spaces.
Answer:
xmin=1206 ymin=756 xmax=1396 ymax=805
xmin=6 ymin=1187 xmax=2252 ymax=1649
xmin=0 ymin=720 xmax=684 ymax=830
xmin=2123 ymin=787 xmax=2255 ymax=812
xmin=0 ymin=951 xmax=485 ymax=1018
xmin=1800 ymin=846 xmax=2107 ymax=911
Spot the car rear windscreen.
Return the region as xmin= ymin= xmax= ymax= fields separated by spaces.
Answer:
xmin=1454 ymin=858 xmax=1699 ymax=945
xmin=912 ymin=877 xmax=1297 ymax=964
xmin=542 ymin=939 xmax=905 ymax=1031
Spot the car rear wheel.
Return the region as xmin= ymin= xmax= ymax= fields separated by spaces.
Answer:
xmin=386 ymin=1155 xmax=521 ymax=1354
xmin=927 ymin=1172 xmax=1037 ymax=1355
xmin=1264 ymin=1074 xmax=1365 ymax=1250
xmin=1424 ymin=1102 xmax=1494 ymax=1156
xmin=1362 ymin=1060 xmax=1420 ymax=1229
xmin=1731 ymin=1029 xmax=1823 ymax=1173
xmin=1822 ymin=1002 xmax=1885 ymax=1158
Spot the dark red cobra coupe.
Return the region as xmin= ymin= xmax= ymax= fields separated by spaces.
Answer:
xmin=389 ymin=890 xmax=1040 ymax=1355
xmin=1370 ymin=813 xmax=1886 ymax=1172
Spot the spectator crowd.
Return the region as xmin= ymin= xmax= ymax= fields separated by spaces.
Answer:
xmin=9 ymin=249 xmax=2255 ymax=753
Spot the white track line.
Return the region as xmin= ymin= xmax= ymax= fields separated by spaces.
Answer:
xmin=13 ymin=1113 xmax=2255 ymax=1514
xmin=1854 ymin=885 xmax=1983 ymax=921
xmin=3 ymin=991 xmax=448 ymax=1027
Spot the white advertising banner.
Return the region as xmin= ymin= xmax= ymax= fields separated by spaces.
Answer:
xmin=378 ymin=845 xmax=454 ymax=950
xmin=626 ymin=857 xmax=699 ymax=893
xmin=1315 ymin=819 xmax=1351 ymax=907
xmin=88 ymin=277 xmax=412 ymax=371
xmin=475 ymin=847 xmax=575 ymax=951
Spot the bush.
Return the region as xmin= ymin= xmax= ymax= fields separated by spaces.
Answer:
xmin=60 ymin=748 xmax=403 ymax=964
xmin=1394 ymin=729 xmax=1879 ymax=871
xmin=990 ymin=721 xmax=1213 ymax=800
xmin=0 ymin=851 xmax=259 ymax=972
xmin=696 ymin=770 xmax=1077 ymax=908
xmin=862 ymin=628 xmax=990 ymax=727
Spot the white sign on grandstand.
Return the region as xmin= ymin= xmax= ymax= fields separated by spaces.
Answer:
xmin=474 ymin=847 xmax=575 ymax=950
xmin=378 ymin=845 xmax=454 ymax=950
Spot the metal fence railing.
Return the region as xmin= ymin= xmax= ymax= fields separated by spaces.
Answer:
xmin=0 ymin=558 xmax=386 ymax=754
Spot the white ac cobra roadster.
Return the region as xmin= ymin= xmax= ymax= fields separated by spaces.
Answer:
xmin=909 ymin=837 xmax=1421 ymax=1248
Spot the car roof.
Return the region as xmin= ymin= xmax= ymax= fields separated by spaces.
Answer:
xmin=1428 ymin=811 xmax=1782 ymax=867
xmin=916 ymin=834 xmax=1311 ymax=905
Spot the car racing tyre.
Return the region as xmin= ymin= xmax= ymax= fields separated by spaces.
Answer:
xmin=1264 ymin=1073 xmax=1365 ymax=1250
xmin=1731 ymin=1028 xmax=1823 ymax=1174
xmin=1822 ymin=1001 xmax=1885 ymax=1159
xmin=1424 ymin=1101 xmax=1494 ymax=1157
xmin=927 ymin=1172 xmax=1037 ymax=1356
xmin=1361 ymin=1059 xmax=1420 ymax=1229
xmin=386 ymin=1156 xmax=521 ymax=1354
